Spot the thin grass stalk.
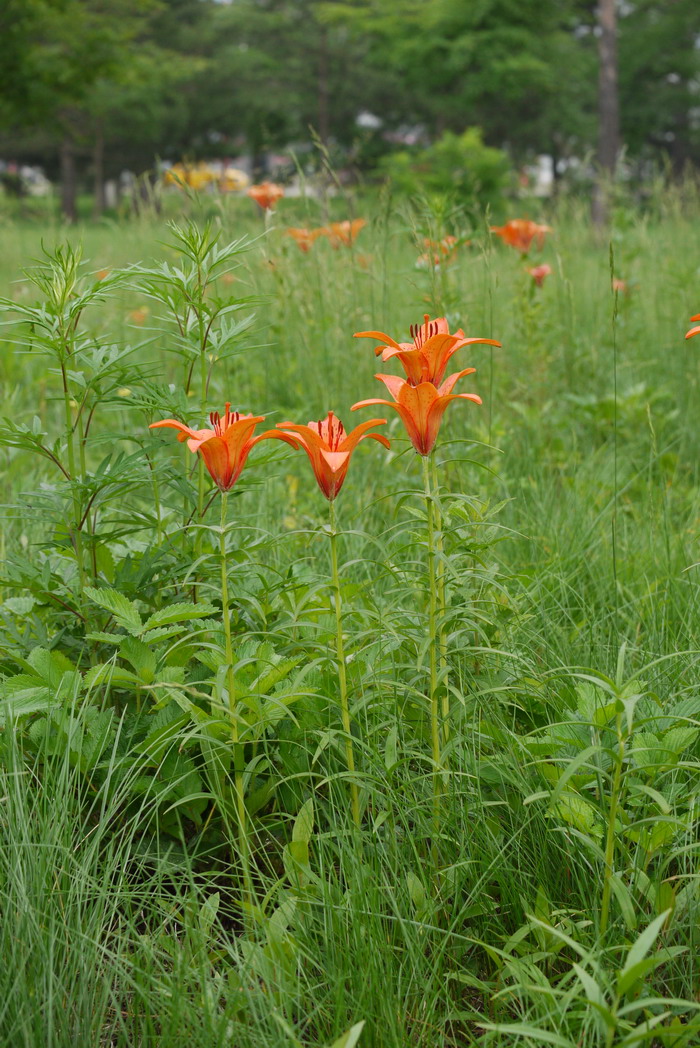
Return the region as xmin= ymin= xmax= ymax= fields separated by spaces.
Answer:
xmin=219 ymin=492 xmax=251 ymax=894
xmin=422 ymin=455 xmax=442 ymax=843
xmin=600 ymin=709 xmax=625 ymax=936
xmin=329 ymin=498 xmax=361 ymax=830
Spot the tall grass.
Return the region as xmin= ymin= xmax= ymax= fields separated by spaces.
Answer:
xmin=1 ymin=185 xmax=700 ymax=1045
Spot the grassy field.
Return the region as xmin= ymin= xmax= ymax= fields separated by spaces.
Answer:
xmin=0 ymin=186 xmax=699 ymax=1047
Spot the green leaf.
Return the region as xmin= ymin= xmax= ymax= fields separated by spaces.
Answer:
xmin=83 ymin=663 xmax=142 ymax=690
xmin=120 ymin=636 xmax=157 ymax=683
xmin=609 ymin=873 xmax=638 ymax=932
xmin=617 ymin=910 xmax=672 ymax=997
xmin=141 ymin=602 xmax=216 ymax=633
xmin=292 ymin=797 xmax=314 ymax=845
xmin=329 ymin=1021 xmax=365 ymax=1048
xmin=85 ymin=586 xmax=142 ymax=634
xmin=384 ymin=724 xmax=398 ymax=769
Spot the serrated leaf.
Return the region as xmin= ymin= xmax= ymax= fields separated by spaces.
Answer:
xmin=120 ymin=636 xmax=157 ymax=683
xmin=85 ymin=586 xmax=142 ymax=634
xmin=2 ymin=597 xmax=36 ymax=616
xmin=137 ymin=705 xmax=189 ymax=762
xmin=83 ymin=663 xmax=142 ymax=690
xmin=142 ymin=602 xmax=216 ymax=633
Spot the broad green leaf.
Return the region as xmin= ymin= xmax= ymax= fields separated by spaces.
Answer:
xmin=617 ymin=910 xmax=672 ymax=996
xmin=292 ymin=797 xmax=314 ymax=844
xmin=329 ymin=1021 xmax=365 ymax=1048
xmin=85 ymin=586 xmax=142 ymax=634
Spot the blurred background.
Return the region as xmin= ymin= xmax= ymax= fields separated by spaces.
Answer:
xmin=0 ymin=0 xmax=699 ymax=223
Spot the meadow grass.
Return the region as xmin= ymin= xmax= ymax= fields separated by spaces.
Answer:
xmin=0 ymin=186 xmax=699 ymax=1046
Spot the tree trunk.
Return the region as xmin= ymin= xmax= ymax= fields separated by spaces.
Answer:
xmin=60 ymin=137 xmax=78 ymax=223
xmin=93 ymin=123 xmax=105 ymax=219
xmin=592 ymin=0 xmax=620 ymax=226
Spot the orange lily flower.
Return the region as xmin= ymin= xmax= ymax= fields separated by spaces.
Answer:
xmin=418 ymin=234 xmax=460 ymax=267
xmin=528 ymin=263 xmax=552 ymax=287
xmin=321 ymin=219 xmax=366 ymax=248
xmin=267 ymin=410 xmax=389 ymax=500
xmin=686 ymin=313 xmax=700 ymax=340
xmin=491 ymin=219 xmax=551 ymax=253
xmin=287 ymin=227 xmax=321 ymax=253
xmin=247 ymin=181 xmax=284 ymax=211
xmin=354 ymin=314 xmax=499 ymax=388
xmin=150 ymin=403 xmax=270 ymax=491
xmin=352 ymin=372 xmax=481 ymax=457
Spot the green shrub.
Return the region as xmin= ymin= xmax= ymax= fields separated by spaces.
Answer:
xmin=379 ymin=127 xmax=512 ymax=210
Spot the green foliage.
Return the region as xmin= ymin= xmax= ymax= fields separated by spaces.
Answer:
xmin=380 ymin=128 xmax=512 ymax=211
xmin=0 ymin=197 xmax=700 ymax=1045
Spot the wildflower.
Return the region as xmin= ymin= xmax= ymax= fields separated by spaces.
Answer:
xmin=267 ymin=411 xmax=389 ymax=501
xmin=354 ymin=315 xmax=499 ymax=388
xmin=287 ymin=227 xmax=321 ymax=253
xmin=417 ymin=234 xmax=459 ymax=267
xmin=247 ymin=181 xmax=284 ymax=211
xmin=491 ymin=219 xmax=551 ymax=253
xmin=128 ymin=307 xmax=149 ymax=325
xmin=686 ymin=313 xmax=700 ymax=340
xmin=528 ymin=263 xmax=552 ymax=287
xmin=352 ymin=373 xmax=481 ymax=457
xmin=96 ymin=268 xmax=110 ymax=281
xmin=612 ymin=278 xmax=629 ymax=295
xmin=150 ymin=403 xmax=270 ymax=491
xmin=321 ymin=219 xmax=366 ymax=248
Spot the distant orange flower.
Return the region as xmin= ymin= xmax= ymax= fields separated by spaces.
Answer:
xmin=612 ymin=278 xmax=629 ymax=295
xmin=686 ymin=313 xmax=700 ymax=340
xmin=150 ymin=403 xmax=271 ymax=491
xmin=418 ymin=234 xmax=459 ymax=267
xmin=354 ymin=315 xmax=499 ymax=387
xmin=128 ymin=307 xmax=149 ymax=325
xmin=287 ymin=227 xmax=321 ymax=253
xmin=352 ymin=373 xmax=481 ymax=457
xmin=491 ymin=219 xmax=551 ymax=253
xmin=96 ymin=268 xmax=110 ymax=281
xmin=528 ymin=263 xmax=552 ymax=287
xmin=267 ymin=411 xmax=389 ymax=500
xmin=248 ymin=181 xmax=284 ymax=211
xmin=321 ymin=219 xmax=366 ymax=248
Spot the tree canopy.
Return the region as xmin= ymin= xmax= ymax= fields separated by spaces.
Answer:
xmin=1 ymin=0 xmax=698 ymax=215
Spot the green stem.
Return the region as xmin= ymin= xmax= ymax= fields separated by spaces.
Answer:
xmin=422 ymin=455 xmax=441 ymax=845
xmin=76 ymin=403 xmax=97 ymax=584
xmin=600 ymin=711 xmax=625 ymax=936
xmin=431 ymin=454 xmax=450 ymax=756
xmin=219 ymin=493 xmax=251 ymax=893
xmin=195 ymin=290 xmax=208 ymax=597
xmin=60 ymin=362 xmax=86 ymax=609
xmin=329 ymin=499 xmax=361 ymax=830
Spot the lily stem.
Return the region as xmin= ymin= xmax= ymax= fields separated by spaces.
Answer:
xmin=219 ymin=492 xmax=251 ymax=897
xmin=329 ymin=498 xmax=361 ymax=831
xmin=60 ymin=361 xmax=86 ymax=612
xmin=431 ymin=453 xmax=450 ymax=758
xmin=422 ymin=455 xmax=441 ymax=851
xmin=600 ymin=709 xmax=625 ymax=937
